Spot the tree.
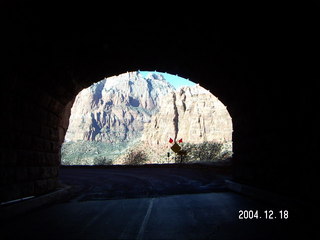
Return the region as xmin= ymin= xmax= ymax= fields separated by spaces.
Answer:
xmin=94 ymin=156 xmax=113 ymax=165
xmin=123 ymin=150 xmax=148 ymax=165
xmin=179 ymin=142 xmax=224 ymax=163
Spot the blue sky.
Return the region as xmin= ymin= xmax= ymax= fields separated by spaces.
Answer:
xmin=139 ymin=71 xmax=196 ymax=89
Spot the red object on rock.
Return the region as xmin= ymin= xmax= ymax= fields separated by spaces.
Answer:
xmin=169 ymin=138 xmax=173 ymax=143
xmin=178 ymin=138 xmax=183 ymax=143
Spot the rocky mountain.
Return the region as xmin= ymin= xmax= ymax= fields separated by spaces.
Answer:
xmin=62 ymin=72 xmax=233 ymax=165
xmin=114 ymin=84 xmax=233 ymax=164
xmin=65 ymin=71 xmax=176 ymax=143
xmin=141 ymin=84 xmax=233 ymax=146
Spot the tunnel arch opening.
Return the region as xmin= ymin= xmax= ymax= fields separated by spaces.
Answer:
xmin=1 ymin=6 xmax=315 ymax=207
xmin=61 ymin=70 xmax=233 ymax=166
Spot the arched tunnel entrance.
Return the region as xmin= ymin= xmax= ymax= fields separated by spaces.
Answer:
xmin=61 ymin=70 xmax=233 ymax=166
xmin=0 ymin=41 xmax=315 ymax=204
xmin=57 ymin=70 xmax=235 ymax=203
xmin=1 ymin=2 xmax=317 ymax=238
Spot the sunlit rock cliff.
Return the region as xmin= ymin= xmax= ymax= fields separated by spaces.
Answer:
xmin=62 ymin=72 xmax=232 ymax=165
xmin=65 ymin=71 xmax=175 ymax=143
xmin=141 ymin=84 xmax=232 ymax=145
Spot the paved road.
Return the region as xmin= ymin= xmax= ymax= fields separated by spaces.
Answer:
xmin=59 ymin=166 xmax=229 ymax=201
xmin=0 ymin=166 xmax=312 ymax=239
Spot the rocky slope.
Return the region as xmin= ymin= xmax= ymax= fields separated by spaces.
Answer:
xmin=62 ymin=72 xmax=233 ymax=165
xmin=65 ymin=71 xmax=175 ymax=143
xmin=114 ymin=85 xmax=233 ymax=164
xmin=141 ymin=84 xmax=232 ymax=145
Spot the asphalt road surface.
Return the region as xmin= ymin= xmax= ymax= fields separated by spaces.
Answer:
xmin=0 ymin=166 xmax=313 ymax=240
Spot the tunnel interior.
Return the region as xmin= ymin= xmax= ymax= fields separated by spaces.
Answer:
xmin=1 ymin=2 xmax=318 ymax=209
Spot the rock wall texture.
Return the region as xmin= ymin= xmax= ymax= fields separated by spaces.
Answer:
xmin=114 ymin=85 xmax=233 ymax=164
xmin=141 ymin=84 xmax=232 ymax=146
xmin=63 ymin=75 xmax=233 ymax=165
xmin=65 ymin=71 xmax=175 ymax=143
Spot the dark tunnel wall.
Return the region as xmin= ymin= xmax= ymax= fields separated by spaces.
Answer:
xmin=1 ymin=2 xmax=318 ymax=203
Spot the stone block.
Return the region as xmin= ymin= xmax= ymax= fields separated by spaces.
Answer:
xmin=34 ymin=179 xmax=48 ymax=195
xmin=48 ymin=98 xmax=65 ymax=115
xmin=46 ymin=112 xmax=60 ymax=128
xmin=37 ymin=93 xmax=52 ymax=109
xmin=15 ymin=167 xmax=29 ymax=182
xmin=27 ymin=167 xmax=41 ymax=180
xmin=40 ymin=167 xmax=56 ymax=179
xmin=50 ymin=141 xmax=60 ymax=153
xmin=20 ymin=182 xmax=35 ymax=197
xmin=47 ymin=178 xmax=58 ymax=191
xmin=42 ymin=153 xmax=53 ymax=166
xmin=16 ymin=150 xmax=36 ymax=166
xmin=32 ymin=137 xmax=44 ymax=152
xmin=49 ymin=127 xmax=59 ymax=141
xmin=57 ymin=126 xmax=66 ymax=144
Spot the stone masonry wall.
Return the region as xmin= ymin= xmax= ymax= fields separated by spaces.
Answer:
xmin=0 ymin=71 xmax=77 ymax=202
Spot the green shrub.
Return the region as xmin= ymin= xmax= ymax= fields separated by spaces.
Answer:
xmin=123 ymin=150 xmax=148 ymax=165
xmin=179 ymin=142 xmax=224 ymax=163
xmin=93 ymin=156 xmax=113 ymax=165
xmin=61 ymin=140 xmax=130 ymax=165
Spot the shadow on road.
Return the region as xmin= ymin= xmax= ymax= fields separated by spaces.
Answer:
xmin=59 ymin=164 xmax=232 ymax=201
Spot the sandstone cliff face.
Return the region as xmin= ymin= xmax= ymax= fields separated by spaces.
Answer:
xmin=141 ymin=84 xmax=233 ymax=146
xmin=114 ymin=84 xmax=233 ymax=165
xmin=63 ymin=73 xmax=233 ymax=165
xmin=65 ymin=71 xmax=175 ymax=143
